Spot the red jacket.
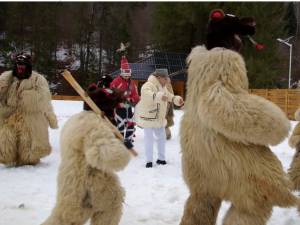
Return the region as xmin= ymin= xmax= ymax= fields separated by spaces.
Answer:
xmin=110 ymin=76 xmax=140 ymax=104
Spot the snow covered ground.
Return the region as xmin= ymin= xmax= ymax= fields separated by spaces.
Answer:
xmin=0 ymin=100 xmax=300 ymax=225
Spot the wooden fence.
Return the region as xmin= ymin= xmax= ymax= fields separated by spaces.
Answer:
xmin=52 ymin=89 xmax=300 ymax=120
xmin=52 ymin=95 xmax=82 ymax=101
xmin=249 ymin=89 xmax=300 ymax=120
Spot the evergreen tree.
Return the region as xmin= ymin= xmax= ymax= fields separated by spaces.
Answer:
xmin=151 ymin=2 xmax=289 ymax=88
xmin=284 ymin=2 xmax=297 ymax=36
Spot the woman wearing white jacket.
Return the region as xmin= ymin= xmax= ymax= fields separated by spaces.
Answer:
xmin=135 ymin=69 xmax=184 ymax=168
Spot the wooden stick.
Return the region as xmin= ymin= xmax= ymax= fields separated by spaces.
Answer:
xmin=62 ymin=70 xmax=138 ymax=156
xmin=168 ymin=68 xmax=187 ymax=78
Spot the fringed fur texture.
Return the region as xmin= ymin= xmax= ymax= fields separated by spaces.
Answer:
xmin=42 ymin=111 xmax=130 ymax=225
xmin=0 ymin=71 xmax=57 ymax=166
xmin=289 ymin=122 xmax=300 ymax=148
xmin=180 ymin=46 xmax=298 ymax=225
xmin=288 ymin=108 xmax=300 ymax=191
xmin=295 ymin=108 xmax=300 ymax=121
xmin=288 ymin=143 xmax=300 ymax=191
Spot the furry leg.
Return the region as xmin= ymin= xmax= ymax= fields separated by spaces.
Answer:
xmin=0 ymin=125 xmax=17 ymax=166
xmin=17 ymin=136 xmax=51 ymax=166
xmin=222 ymin=204 xmax=272 ymax=225
xmin=288 ymin=144 xmax=300 ymax=191
xmin=90 ymin=204 xmax=122 ymax=225
xmin=41 ymin=205 xmax=91 ymax=225
xmin=180 ymin=193 xmax=221 ymax=225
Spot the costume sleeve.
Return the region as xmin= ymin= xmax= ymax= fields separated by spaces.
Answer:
xmin=18 ymin=75 xmax=52 ymax=113
xmin=0 ymin=103 xmax=15 ymax=124
xmin=110 ymin=76 xmax=120 ymax=89
xmin=44 ymin=102 xmax=58 ymax=129
xmin=0 ymin=74 xmax=14 ymax=120
xmin=83 ymin=118 xmax=131 ymax=171
xmin=197 ymin=84 xmax=290 ymax=146
xmin=129 ymin=81 xmax=140 ymax=104
xmin=289 ymin=123 xmax=300 ymax=148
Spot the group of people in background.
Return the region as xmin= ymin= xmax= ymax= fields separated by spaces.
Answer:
xmin=95 ymin=55 xmax=184 ymax=168
xmin=2 ymin=8 xmax=300 ymax=225
xmin=0 ymin=50 xmax=184 ymax=168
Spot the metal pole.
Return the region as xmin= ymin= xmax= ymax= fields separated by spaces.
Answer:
xmin=277 ymin=38 xmax=293 ymax=88
xmin=289 ymin=44 xmax=292 ymax=88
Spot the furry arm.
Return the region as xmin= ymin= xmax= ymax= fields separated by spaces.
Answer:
xmin=289 ymin=123 xmax=300 ymax=148
xmin=295 ymin=108 xmax=300 ymax=121
xmin=0 ymin=74 xmax=14 ymax=122
xmin=0 ymin=103 xmax=15 ymax=123
xmin=18 ymin=75 xmax=53 ymax=113
xmin=197 ymin=85 xmax=290 ymax=146
xmin=44 ymin=103 xmax=58 ymax=129
xmin=83 ymin=121 xmax=131 ymax=172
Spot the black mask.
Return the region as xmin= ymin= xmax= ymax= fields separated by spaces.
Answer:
xmin=206 ymin=9 xmax=256 ymax=52
xmin=12 ymin=54 xmax=32 ymax=80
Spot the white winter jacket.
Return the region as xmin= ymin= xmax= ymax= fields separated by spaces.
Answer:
xmin=135 ymin=75 xmax=183 ymax=128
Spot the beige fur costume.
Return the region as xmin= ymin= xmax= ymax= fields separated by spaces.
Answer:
xmin=165 ymin=82 xmax=174 ymax=140
xmin=0 ymin=71 xmax=57 ymax=166
xmin=42 ymin=110 xmax=131 ymax=225
xmin=288 ymin=108 xmax=300 ymax=190
xmin=180 ymin=46 xmax=299 ymax=225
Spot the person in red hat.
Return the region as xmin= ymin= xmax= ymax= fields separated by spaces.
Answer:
xmin=110 ymin=55 xmax=140 ymax=150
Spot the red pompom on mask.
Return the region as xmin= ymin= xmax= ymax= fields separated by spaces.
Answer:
xmin=255 ymin=43 xmax=264 ymax=50
xmin=210 ymin=9 xmax=225 ymax=21
xmin=248 ymin=36 xmax=265 ymax=51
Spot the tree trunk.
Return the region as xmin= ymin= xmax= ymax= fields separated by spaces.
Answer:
xmin=98 ymin=31 xmax=103 ymax=75
xmin=84 ymin=3 xmax=96 ymax=73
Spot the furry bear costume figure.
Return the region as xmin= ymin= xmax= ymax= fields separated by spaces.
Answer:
xmin=165 ymin=82 xmax=175 ymax=140
xmin=180 ymin=9 xmax=299 ymax=225
xmin=0 ymin=54 xmax=58 ymax=166
xmin=288 ymin=108 xmax=300 ymax=190
xmin=42 ymin=85 xmax=131 ymax=225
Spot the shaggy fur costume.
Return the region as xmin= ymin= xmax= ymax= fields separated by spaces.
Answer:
xmin=42 ymin=111 xmax=131 ymax=225
xmin=42 ymin=85 xmax=131 ymax=225
xmin=165 ymin=82 xmax=174 ymax=140
xmin=180 ymin=46 xmax=299 ymax=225
xmin=0 ymin=70 xmax=58 ymax=166
xmin=288 ymin=108 xmax=300 ymax=190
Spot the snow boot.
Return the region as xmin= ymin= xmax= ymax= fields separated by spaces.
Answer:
xmin=156 ymin=160 xmax=167 ymax=165
xmin=146 ymin=162 xmax=153 ymax=168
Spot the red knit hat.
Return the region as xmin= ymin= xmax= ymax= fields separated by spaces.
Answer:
xmin=120 ymin=55 xmax=131 ymax=77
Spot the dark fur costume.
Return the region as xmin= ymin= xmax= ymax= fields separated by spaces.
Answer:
xmin=83 ymin=84 xmax=125 ymax=123
xmin=97 ymin=75 xmax=113 ymax=88
xmin=206 ymin=9 xmax=256 ymax=52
